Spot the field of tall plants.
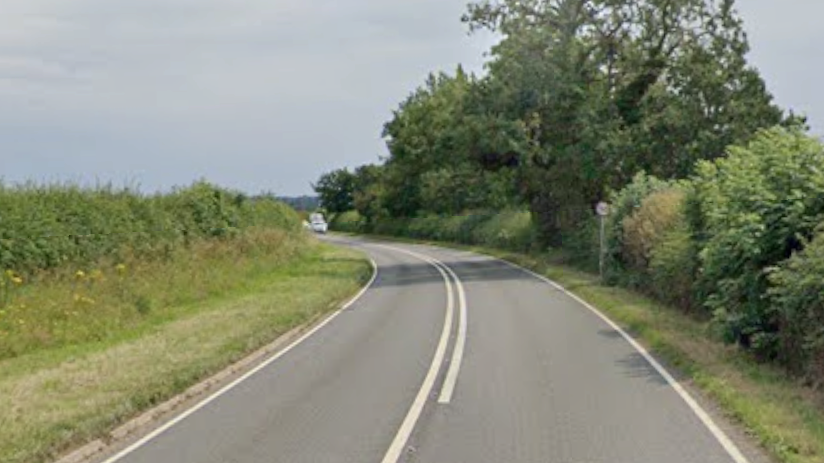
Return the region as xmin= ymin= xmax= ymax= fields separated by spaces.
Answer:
xmin=0 ymin=181 xmax=303 ymax=359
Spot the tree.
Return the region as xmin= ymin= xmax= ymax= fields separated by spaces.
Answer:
xmin=464 ymin=0 xmax=785 ymax=245
xmin=381 ymin=67 xmax=524 ymax=217
xmin=312 ymin=169 xmax=356 ymax=214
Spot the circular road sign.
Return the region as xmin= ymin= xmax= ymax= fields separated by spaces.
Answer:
xmin=596 ymin=202 xmax=610 ymax=217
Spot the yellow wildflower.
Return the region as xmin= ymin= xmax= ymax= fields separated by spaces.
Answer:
xmin=11 ymin=276 xmax=23 ymax=285
xmin=115 ymin=264 xmax=127 ymax=274
xmin=75 ymin=270 xmax=86 ymax=280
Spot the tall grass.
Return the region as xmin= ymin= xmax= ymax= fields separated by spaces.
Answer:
xmin=0 ymin=181 xmax=303 ymax=360
xmin=0 ymin=181 xmax=298 ymax=274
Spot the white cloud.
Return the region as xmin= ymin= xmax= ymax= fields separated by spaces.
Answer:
xmin=0 ymin=0 xmax=494 ymax=194
xmin=736 ymin=0 xmax=824 ymax=134
xmin=6 ymin=0 xmax=816 ymax=195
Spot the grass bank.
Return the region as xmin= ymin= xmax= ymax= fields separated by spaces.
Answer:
xmin=351 ymin=233 xmax=824 ymax=463
xmin=0 ymin=235 xmax=370 ymax=463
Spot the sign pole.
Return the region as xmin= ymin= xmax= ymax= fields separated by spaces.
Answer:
xmin=596 ymin=202 xmax=610 ymax=282
xmin=599 ymin=214 xmax=606 ymax=281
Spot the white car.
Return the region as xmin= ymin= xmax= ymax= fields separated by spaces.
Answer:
xmin=310 ymin=218 xmax=328 ymax=234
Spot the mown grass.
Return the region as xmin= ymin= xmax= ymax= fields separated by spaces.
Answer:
xmin=351 ymin=233 xmax=824 ymax=463
xmin=0 ymin=234 xmax=371 ymax=463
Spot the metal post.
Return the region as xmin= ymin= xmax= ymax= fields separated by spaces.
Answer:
xmin=599 ymin=214 xmax=606 ymax=282
xmin=595 ymin=201 xmax=609 ymax=283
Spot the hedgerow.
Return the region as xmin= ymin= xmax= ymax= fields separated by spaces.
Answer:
xmin=692 ymin=127 xmax=824 ymax=359
xmin=0 ymin=181 xmax=299 ymax=275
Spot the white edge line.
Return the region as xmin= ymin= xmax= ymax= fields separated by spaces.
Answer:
xmin=374 ymin=244 xmax=455 ymax=463
xmin=100 ymin=258 xmax=379 ymax=463
xmin=494 ymin=257 xmax=751 ymax=463
xmin=437 ymin=263 xmax=467 ymax=404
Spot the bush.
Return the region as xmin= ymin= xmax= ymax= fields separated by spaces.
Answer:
xmin=559 ymin=215 xmax=601 ymax=272
xmin=330 ymin=211 xmax=366 ymax=233
xmin=769 ymin=227 xmax=824 ymax=382
xmin=692 ymin=127 xmax=824 ymax=358
xmin=353 ymin=209 xmax=536 ymax=252
xmin=472 ymin=210 xmax=535 ymax=252
xmin=622 ymin=188 xmax=687 ymax=273
xmin=649 ymin=225 xmax=696 ymax=311
xmin=0 ymin=182 xmax=300 ymax=275
xmin=605 ymin=172 xmax=674 ymax=283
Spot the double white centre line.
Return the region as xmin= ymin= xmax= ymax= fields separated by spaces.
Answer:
xmin=375 ymin=244 xmax=468 ymax=463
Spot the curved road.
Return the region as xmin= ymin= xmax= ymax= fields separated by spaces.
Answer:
xmin=90 ymin=236 xmax=767 ymax=463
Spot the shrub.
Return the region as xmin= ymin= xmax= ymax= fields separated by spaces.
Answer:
xmin=330 ymin=211 xmax=366 ymax=233
xmin=649 ymin=225 xmax=696 ymax=311
xmin=605 ymin=172 xmax=674 ymax=283
xmin=0 ymin=182 xmax=299 ymax=275
xmin=622 ymin=188 xmax=687 ymax=273
xmin=769 ymin=227 xmax=824 ymax=382
xmin=472 ymin=210 xmax=534 ymax=252
xmin=692 ymin=127 xmax=824 ymax=358
xmin=356 ymin=209 xmax=536 ymax=252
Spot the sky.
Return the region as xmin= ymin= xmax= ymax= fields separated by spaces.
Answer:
xmin=0 ymin=1 xmax=821 ymax=196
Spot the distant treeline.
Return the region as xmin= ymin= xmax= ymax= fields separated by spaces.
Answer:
xmin=279 ymin=195 xmax=320 ymax=212
xmin=315 ymin=0 xmax=824 ymax=383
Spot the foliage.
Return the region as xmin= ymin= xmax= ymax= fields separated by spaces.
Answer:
xmin=604 ymin=172 xmax=674 ymax=282
xmin=313 ymin=168 xmax=357 ymax=214
xmin=338 ymin=209 xmax=535 ymax=253
xmin=769 ymin=227 xmax=824 ymax=382
xmin=0 ymin=181 xmax=298 ymax=275
xmin=471 ymin=210 xmax=535 ymax=251
xmin=330 ymin=211 xmax=366 ymax=233
xmin=692 ymin=127 xmax=824 ymax=358
xmin=649 ymin=226 xmax=696 ymax=311
xmin=381 ymin=68 xmax=523 ymax=218
xmin=314 ymin=0 xmax=824 ymax=380
xmin=622 ymin=188 xmax=688 ymax=273
xmin=463 ymin=0 xmax=784 ymax=244
xmin=0 ymin=228 xmax=306 ymax=360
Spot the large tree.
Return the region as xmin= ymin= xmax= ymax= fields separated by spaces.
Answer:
xmin=312 ymin=168 xmax=356 ymax=214
xmin=381 ymin=67 xmax=522 ymax=216
xmin=465 ymin=0 xmax=785 ymax=245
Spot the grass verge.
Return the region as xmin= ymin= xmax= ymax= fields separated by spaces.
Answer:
xmin=0 ymin=237 xmax=371 ymax=463
xmin=351 ymin=233 xmax=824 ymax=463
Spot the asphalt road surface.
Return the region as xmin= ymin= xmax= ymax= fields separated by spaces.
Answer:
xmin=91 ymin=236 xmax=767 ymax=463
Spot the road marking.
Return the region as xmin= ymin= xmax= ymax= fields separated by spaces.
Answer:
xmin=437 ymin=262 xmax=467 ymax=404
xmin=97 ymin=258 xmax=379 ymax=463
xmin=374 ymin=244 xmax=455 ymax=463
xmin=494 ymin=257 xmax=751 ymax=463
xmin=372 ymin=244 xmax=469 ymax=404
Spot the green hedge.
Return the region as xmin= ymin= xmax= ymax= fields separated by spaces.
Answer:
xmin=604 ymin=127 xmax=824 ymax=377
xmin=692 ymin=127 xmax=824 ymax=358
xmin=770 ymin=228 xmax=824 ymax=380
xmin=330 ymin=211 xmax=366 ymax=233
xmin=0 ymin=181 xmax=300 ymax=274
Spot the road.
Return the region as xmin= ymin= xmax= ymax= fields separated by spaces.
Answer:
xmin=90 ymin=236 xmax=765 ymax=463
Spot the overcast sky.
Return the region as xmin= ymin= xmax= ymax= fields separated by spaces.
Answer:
xmin=0 ymin=1 xmax=821 ymax=195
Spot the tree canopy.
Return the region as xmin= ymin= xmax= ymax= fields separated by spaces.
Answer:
xmin=320 ymin=0 xmax=792 ymax=246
